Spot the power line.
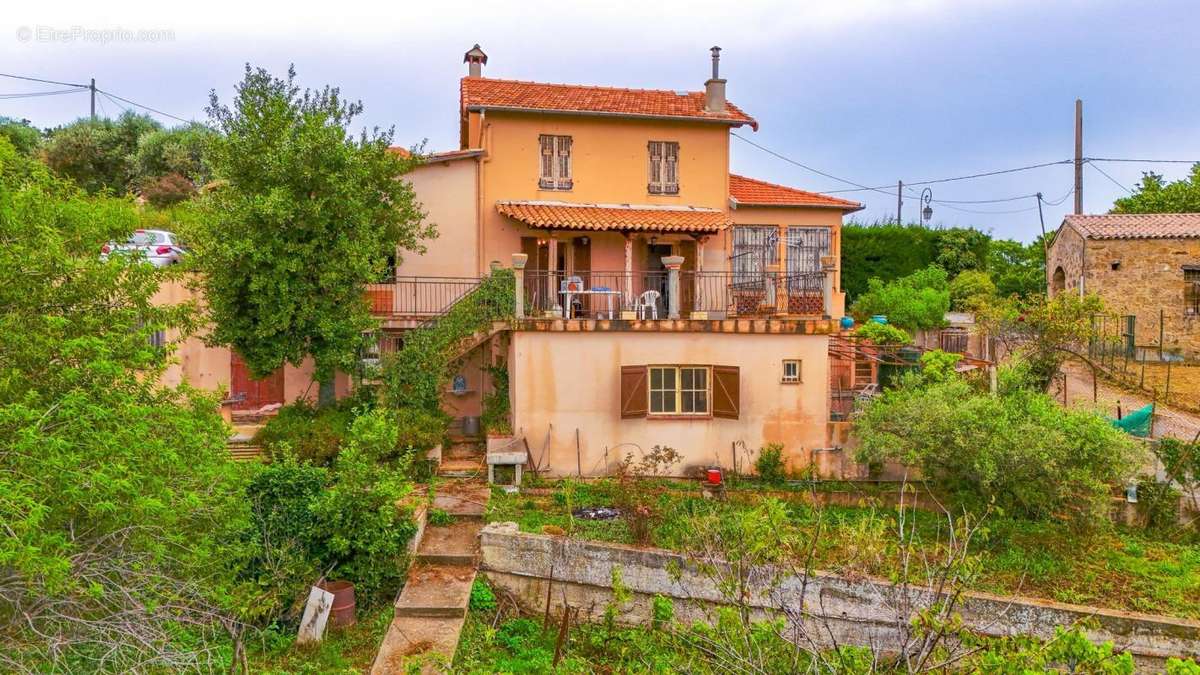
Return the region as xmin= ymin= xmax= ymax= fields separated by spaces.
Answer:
xmin=100 ymin=91 xmax=130 ymax=115
xmin=0 ymin=87 xmax=87 ymax=99
xmin=1087 ymin=161 xmax=1130 ymax=194
xmin=0 ymin=72 xmax=88 ymax=88
xmin=730 ymin=132 xmax=897 ymax=197
xmin=96 ymin=88 xmax=193 ymax=124
xmin=1086 ymin=157 xmax=1200 ymax=165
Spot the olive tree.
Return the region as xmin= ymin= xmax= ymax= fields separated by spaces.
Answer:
xmin=191 ymin=65 xmax=433 ymax=404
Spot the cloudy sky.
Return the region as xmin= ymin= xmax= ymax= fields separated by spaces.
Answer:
xmin=4 ymin=0 xmax=1198 ymax=241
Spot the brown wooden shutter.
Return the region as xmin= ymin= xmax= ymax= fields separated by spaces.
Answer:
xmin=712 ymin=365 xmax=740 ymax=419
xmin=664 ymin=142 xmax=679 ymax=194
xmin=647 ymin=141 xmax=662 ymax=193
xmin=557 ymin=136 xmax=573 ymax=189
xmin=539 ymin=135 xmax=555 ymax=189
xmin=620 ymin=365 xmax=648 ymax=418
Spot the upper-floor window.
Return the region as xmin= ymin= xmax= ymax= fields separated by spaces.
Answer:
xmin=539 ymin=135 xmax=573 ymax=190
xmin=647 ymin=141 xmax=679 ymax=195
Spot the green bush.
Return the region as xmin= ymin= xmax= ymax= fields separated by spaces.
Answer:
xmin=850 ymin=265 xmax=949 ymax=331
xmin=949 ymin=269 xmax=996 ymax=311
xmin=243 ymin=410 xmax=419 ymax=619
xmin=468 ymin=577 xmax=497 ymax=612
xmin=754 ymin=444 xmax=787 ymax=484
xmin=918 ymin=349 xmax=962 ymax=383
xmin=481 ymin=361 xmax=512 ymax=435
xmin=854 ymin=363 xmax=1145 ymax=527
xmin=854 ymin=321 xmax=911 ymax=345
xmin=254 ymin=401 xmax=356 ymax=465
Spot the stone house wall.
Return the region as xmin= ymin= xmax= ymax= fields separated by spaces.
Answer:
xmin=1049 ymin=227 xmax=1200 ymax=359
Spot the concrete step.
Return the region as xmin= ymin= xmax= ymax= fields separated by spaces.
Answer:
xmin=437 ymin=458 xmax=484 ymax=479
xmin=416 ymin=520 xmax=481 ymax=565
xmin=444 ymin=441 xmax=485 ymax=460
xmin=393 ymin=563 xmax=475 ymax=618
xmin=370 ymin=614 xmax=466 ymax=675
xmin=431 ymin=481 xmax=489 ymax=519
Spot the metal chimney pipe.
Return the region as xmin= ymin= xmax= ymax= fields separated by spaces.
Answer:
xmin=710 ymin=46 xmax=721 ymax=79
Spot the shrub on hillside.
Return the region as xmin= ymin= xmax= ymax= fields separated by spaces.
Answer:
xmin=850 ymin=265 xmax=949 ymax=331
xmin=255 ymin=401 xmax=356 ymax=465
xmin=754 ymin=443 xmax=787 ymax=484
xmin=949 ymin=269 xmax=996 ymax=312
xmin=854 ymin=321 xmax=911 ymax=345
xmin=854 ymin=362 xmax=1145 ymax=527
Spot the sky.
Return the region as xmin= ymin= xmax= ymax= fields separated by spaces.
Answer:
xmin=3 ymin=0 xmax=1199 ymax=242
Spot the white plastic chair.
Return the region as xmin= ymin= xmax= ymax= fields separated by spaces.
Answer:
xmin=635 ymin=290 xmax=660 ymax=319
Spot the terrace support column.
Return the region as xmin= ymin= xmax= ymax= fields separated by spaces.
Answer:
xmin=663 ymin=255 xmax=684 ymax=320
xmin=821 ymin=254 xmax=837 ymax=320
xmin=623 ymin=235 xmax=633 ymax=300
xmin=511 ymin=253 xmax=528 ymax=319
xmin=548 ymin=237 xmax=560 ymax=314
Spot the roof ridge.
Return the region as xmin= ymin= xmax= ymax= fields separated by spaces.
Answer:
xmin=497 ymin=199 xmax=722 ymax=213
xmin=462 ymin=76 xmax=704 ymax=97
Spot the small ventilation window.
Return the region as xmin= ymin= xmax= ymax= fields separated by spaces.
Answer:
xmin=781 ymin=359 xmax=801 ymax=384
xmin=1110 ymin=261 xmax=1121 ymax=271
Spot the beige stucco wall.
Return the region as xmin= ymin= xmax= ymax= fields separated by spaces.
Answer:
xmin=509 ymin=330 xmax=830 ymax=477
xmin=471 ymin=111 xmax=731 ymax=269
xmin=1071 ymin=236 xmax=1200 ymax=358
xmin=154 ymin=279 xmax=348 ymax=404
xmin=401 ymin=157 xmax=482 ymax=277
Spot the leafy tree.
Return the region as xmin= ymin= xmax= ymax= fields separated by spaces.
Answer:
xmin=132 ymin=123 xmax=215 ymax=188
xmin=0 ymin=137 xmax=251 ymax=670
xmin=949 ymin=269 xmax=996 ymax=311
xmin=854 ymin=361 xmax=1144 ymax=526
xmin=850 ymin=265 xmax=949 ymax=331
xmin=190 ymin=65 xmax=433 ymax=404
xmin=841 ymin=221 xmax=940 ymax=301
xmin=854 ymin=321 xmax=911 ymax=345
xmin=0 ymin=116 xmax=42 ymax=156
xmin=988 ymin=236 xmax=1046 ymax=298
xmin=978 ymin=291 xmax=1103 ymax=389
xmin=934 ymin=227 xmax=990 ymax=277
xmin=1112 ymin=164 xmax=1200 ymax=214
xmin=43 ymin=112 xmax=162 ymax=194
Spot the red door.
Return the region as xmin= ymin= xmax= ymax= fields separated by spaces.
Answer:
xmin=230 ymin=352 xmax=285 ymax=410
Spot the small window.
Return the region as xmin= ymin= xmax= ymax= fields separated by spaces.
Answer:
xmin=539 ymin=135 xmax=572 ymax=190
xmin=1185 ymin=268 xmax=1200 ymax=315
xmin=647 ymin=141 xmax=679 ymax=195
xmin=148 ymin=329 xmax=167 ymax=349
xmin=781 ymin=359 xmax=801 ymax=383
xmin=648 ymin=365 xmax=709 ymax=415
xmin=1110 ymin=261 xmax=1121 ymax=271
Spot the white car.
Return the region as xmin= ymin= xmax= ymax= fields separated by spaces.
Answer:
xmin=101 ymin=229 xmax=186 ymax=267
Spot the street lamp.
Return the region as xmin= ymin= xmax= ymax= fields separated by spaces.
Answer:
xmin=920 ymin=188 xmax=933 ymax=224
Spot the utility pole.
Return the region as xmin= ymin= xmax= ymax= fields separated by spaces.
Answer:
xmin=89 ymin=78 xmax=96 ymax=120
xmin=1074 ymin=98 xmax=1083 ymax=215
xmin=896 ymin=180 xmax=904 ymax=224
xmin=1036 ymin=192 xmax=1049 ymax=294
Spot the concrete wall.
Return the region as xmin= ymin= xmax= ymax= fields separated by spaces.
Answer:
xmin=401 ymin=157 xmax=482 ymax=277
xmin=481 ymin=523 xmax=1200 ymax=666
xmin=508 ymin=330 xmax=830 ymax=476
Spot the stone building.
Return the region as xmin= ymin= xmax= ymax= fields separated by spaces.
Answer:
xmin=1046 ymin=213 xmax=1200 ymax=359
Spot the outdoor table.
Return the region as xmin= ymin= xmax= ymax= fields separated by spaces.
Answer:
xmin=560 ymin=288 xmax=622 ymax=319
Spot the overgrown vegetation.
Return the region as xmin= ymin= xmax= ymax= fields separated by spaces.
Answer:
xmin=978 ymin=291 xmax=1104 ymax=389
xmin=383 ymin=268 xmax=515 ymax=414
xmin=854 ymin=320 xmax=911 ymax=345
xmin=855 ymin=360 xmax=1144 ymax=527
xmin=0 ymin=137 xmax=249 ymax=670
xmin=481 ymin=360 xmax=512 ymax=435
xmin=849 ymin=265 xmax=950 ymax=331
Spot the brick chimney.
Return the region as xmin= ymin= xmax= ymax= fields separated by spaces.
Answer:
xmin=464 ymin=44 xmax=488 ymax=78
xmin=704 ymin=46 xmax=726 ymax=113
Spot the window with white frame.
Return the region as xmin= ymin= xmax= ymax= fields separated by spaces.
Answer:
xmin=649 ymin=365 xmax=709 ymax=415
xmin=539 ymin=135 xmax=573 ymax=190
xmin=648 ymin=141 xmax=679 ymax=194
xmin=781 ymin=359 xmax=801 ymax=383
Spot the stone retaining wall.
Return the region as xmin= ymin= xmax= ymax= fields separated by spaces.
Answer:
xmin=480 ymin=523 xmax=1200 ymax=665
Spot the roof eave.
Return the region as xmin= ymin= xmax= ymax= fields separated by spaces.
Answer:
xmin=729 ymin=196 xmax=864 ymax=213
xmin=464 ymin=104 xmax=758 ymax=130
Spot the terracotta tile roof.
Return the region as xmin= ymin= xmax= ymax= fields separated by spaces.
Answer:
xmin=1064 ymin=213 xmax=1200 ymax=240
xmin=729 ymin=174 xmax=863 ymax=211
xmin=496 ymin=200 xmax=729 ymax=233
xmin=388 ymin=147 xmax=484 ymax=163
xmin=461 ymin=77 xmax=757 ymax=129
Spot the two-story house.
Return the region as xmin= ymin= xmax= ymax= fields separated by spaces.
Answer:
xmin=375 ymin=46 xmax=862 ymax=476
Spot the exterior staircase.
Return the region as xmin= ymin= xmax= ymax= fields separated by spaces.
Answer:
xmin=436 ymin=428 xmax=486 ymax=479
xmin=371 ymin=480 xmax=489 ymax=674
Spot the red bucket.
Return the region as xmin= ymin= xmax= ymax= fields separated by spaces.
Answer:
xmin=318 ymin=580 xmax=357 ymax=628
xmin=705 ymin=468 xmax=723 ymax=486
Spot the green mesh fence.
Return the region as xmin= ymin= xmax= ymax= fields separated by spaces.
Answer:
xmin=1112 ymin=403 xmax=1153 ymax=438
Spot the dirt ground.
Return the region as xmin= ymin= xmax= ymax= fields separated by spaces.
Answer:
xmin=1057 ymin=361 xmax=1200 ymax=442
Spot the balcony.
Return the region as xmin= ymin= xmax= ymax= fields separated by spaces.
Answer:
xmin=365 ymin=276 xmax=482 ymax=325
xmin=520 ymin=268 xmax=829 ymax=320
